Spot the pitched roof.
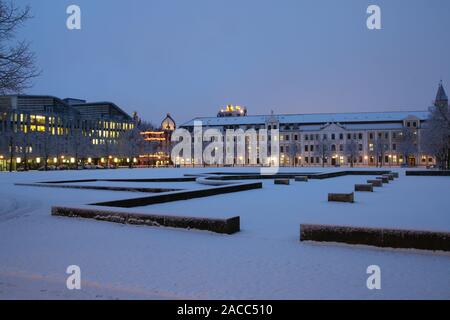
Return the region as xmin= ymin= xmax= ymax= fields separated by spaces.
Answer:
xmin=180 ymin=111 xmax=429 ymax=127
xmin=436 ymin=81 xmax=448 ymax=102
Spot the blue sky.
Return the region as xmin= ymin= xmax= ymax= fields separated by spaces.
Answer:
xmin=15 ymin=0 xmax=450 ymax=124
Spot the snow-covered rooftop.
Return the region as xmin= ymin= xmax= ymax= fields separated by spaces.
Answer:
xmin=180 ymin=111 xmax=429 ymax=127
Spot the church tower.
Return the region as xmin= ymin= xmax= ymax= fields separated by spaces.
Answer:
xmin=435 ymin=80 xmax=449 ymax=108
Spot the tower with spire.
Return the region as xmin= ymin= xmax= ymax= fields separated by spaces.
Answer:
xmin=435 ymin=80 xmax=449 ymax=108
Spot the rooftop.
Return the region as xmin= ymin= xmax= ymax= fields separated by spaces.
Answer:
xmin=181 ymin=110 xmax=430 ymax=127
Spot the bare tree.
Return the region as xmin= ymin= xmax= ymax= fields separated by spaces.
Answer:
xmin=69 ymin=122 xmax=89 ymax=169
xmin=286 ymin=140 xmax=299 ymax=166
xmin=33 ymin=129 xmax=55 ymax=171
xmin=4 ymin=130 xmax=15 ymax=171
xmin=315 ymin=136 xmax=331 ymax=167
xmin=371 ymin=135 xmax=387 ymax=167
xmin=118 ymin=120 xmax=154 ymax=168
xmin=397 ymin=127 xmax=418 ymax=167
xmin=345 ymin=139 xmax=359 ymax=168
xmin=0 ymin=1 xmax=39 ymax=93
xmin=421 ymin=105 xmax=450 ymax=169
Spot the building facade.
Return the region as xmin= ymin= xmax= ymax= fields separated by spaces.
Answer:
xmin=0 ymin=95 xmax=135 ymax=171
xmin=138 ymin=113 xmax=176 ymax=167
xmin=179 ymin=85 xmax=448 ymax=168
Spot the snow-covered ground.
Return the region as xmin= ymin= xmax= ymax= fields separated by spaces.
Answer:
xmin=0 ymin=167 xmax=449 ymax=299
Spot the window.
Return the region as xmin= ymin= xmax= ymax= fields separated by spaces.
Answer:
xmin=392 ymin=143 xmax=396 ymax=151
xmin=413 ymin=122 xmax=417 ymax=127
xmin=369 ymin=133 xmax=374 ymax=140
xmin=331 ymin=134 xmax=335 ymax=140
xmin=339 ymin=144 xmax=344 ymax=151
xmin=385 ymin=132 xmax=389 ymax=139
xmin=280 ymin=146 xmax=284 ymax=152
xmin=305 ymin=135 xmax=309 ymax=141
xmin=358 ymin=133 xmax=363 ymax=140
xmin=311 ymin=157 xmax=314 ymax=164
xmin=347 ymin=133 xmax=351 ymax=140
xmin=359 ymin=144 xmax=363 ymax=151
xmin=294 ymin=134 xmax=298 ymax=141
xmin=392 ymin=132 xmax=396 ymax=139
xmin=305 ymin=145 xmax=309 ymax=152
xmin=305 ymin=157 xmax=309 ymax=163
xmin=323 ymin=134 xmax=327 ymax=140
xmin=331 ymin=145 xmax=336 ymax=151
xmin=340 ymin=133 xmax=344 ymax=140
xmin=285 ymin=135 xmax=289 ymax=141
xmin=310 ymin=145 xmax=314 ymax=152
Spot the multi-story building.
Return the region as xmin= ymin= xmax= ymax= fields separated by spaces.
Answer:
xmin=0 ymin=95 xmax=134 ymax=171
xmin=179 ymin=84 xmax=448 ymax=167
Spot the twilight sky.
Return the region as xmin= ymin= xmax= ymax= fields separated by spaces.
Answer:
xmin=15 ymin=0 xmax=450 ymax=125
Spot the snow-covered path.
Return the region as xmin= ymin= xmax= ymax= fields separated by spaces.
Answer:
xmin=0 ymin=168 xmax=449 ymax=299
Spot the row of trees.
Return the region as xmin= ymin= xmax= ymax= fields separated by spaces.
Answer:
xmin=0 ymin=119 xmax=156 ymax=171
xmin=283 ymin=126 xmax=423 ymax=168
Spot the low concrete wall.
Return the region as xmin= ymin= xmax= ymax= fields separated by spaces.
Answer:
xmin=14 ymin=183 xmax=180 ymax=193
xmin=367 ymin=179 xmax=382 ymax=187
xmin=295 ymin=176 xmax=308 ymax=182
xmin=91 ymin=182 xmax=263 ymax=208
xmin=274 ymin=179 xmax=290 ymax=185
xmin=300 ymin=224 xmax=450 ymax=252
xmin=310 ymin=170 xmax=390 ymax=180
xmin=355 ymin=184 xmax=373 ymax=192
xmin=376 ymin=176 xmax=389 ymax=183
xmin=41 ymin=177 xmax=196 ymax=184
xmin=52 ymin=206 xmax=240 ymax=234
xmin=328 ymin=193 xmax=354 ymax=203
xmin=406 ymin=171 xmax=450 ymax=176
xmin=382 ymin=174 xmax=394 ymax=181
